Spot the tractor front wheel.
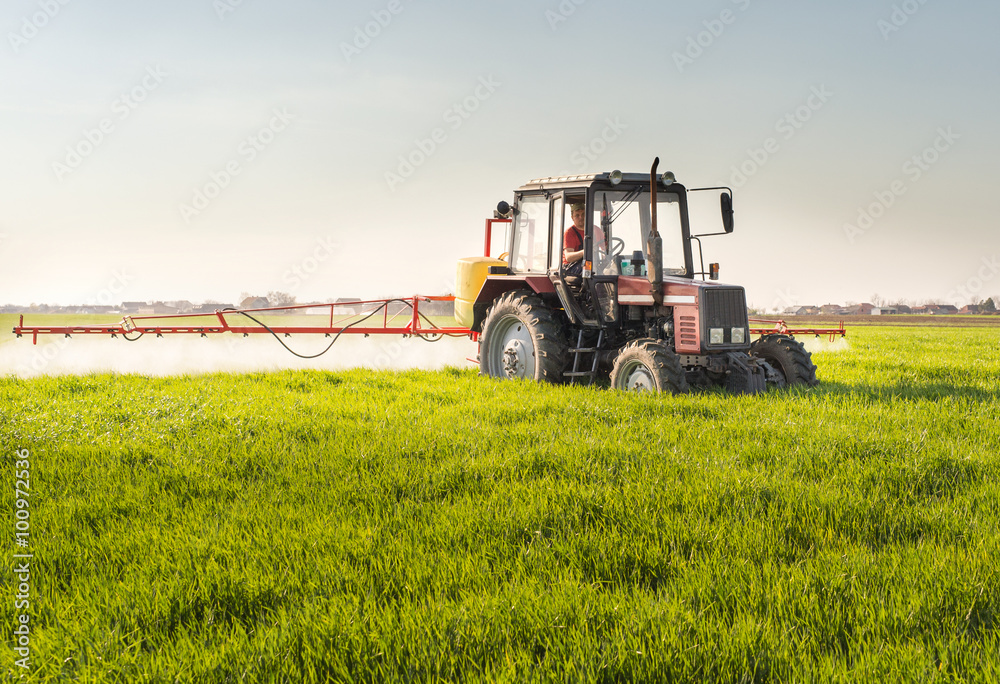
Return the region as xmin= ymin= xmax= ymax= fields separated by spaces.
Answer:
xmin=479 ymin=291 xmax=567 ymax=382
xmin=749 ymin=334 xmax=819 ymax=388
xmin=610 ymin=339 xmax=689 ymax=394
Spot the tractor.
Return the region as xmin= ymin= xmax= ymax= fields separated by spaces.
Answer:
xmin=454 ymin=159 xmax=819 ymax=394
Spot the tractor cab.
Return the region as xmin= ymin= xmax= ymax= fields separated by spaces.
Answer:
xmin=454 ymin=167 xmax=736 ymax=335
xmin=468 ymin=170 xmax=715 ymax=331
xmin=507 ymin=174 xmax=692 ymax=285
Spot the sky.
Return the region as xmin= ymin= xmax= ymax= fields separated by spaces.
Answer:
xmin=1 ymin=0 xmax=998 ymax=311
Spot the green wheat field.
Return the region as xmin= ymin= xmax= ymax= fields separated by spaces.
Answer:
xmin=2 ymin=323 xmax=999 ymax=682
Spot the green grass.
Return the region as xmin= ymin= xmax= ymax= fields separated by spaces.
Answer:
xmin=2 ymin=327 xmax=999 ymax=682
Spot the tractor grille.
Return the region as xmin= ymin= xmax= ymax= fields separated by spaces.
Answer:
xmin=702 ymin=287 xmax=749 ymax=347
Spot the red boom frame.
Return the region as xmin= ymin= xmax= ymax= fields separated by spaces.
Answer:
xmin=12 ymin=296 xmax=472 ymax=345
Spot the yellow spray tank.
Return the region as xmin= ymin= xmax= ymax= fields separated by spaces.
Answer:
xmin=454 ymin=256 xmax=507 ymax=328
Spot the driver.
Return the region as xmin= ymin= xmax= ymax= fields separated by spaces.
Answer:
xmin=563 ymin=203 xmax=606 ymax=277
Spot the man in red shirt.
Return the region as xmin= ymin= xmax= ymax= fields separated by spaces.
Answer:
xmin=563 ymin=203 xmax=606 ymax=276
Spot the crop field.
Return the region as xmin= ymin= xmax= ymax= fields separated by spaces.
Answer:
xmin=2 ymin=325 xmax=999 ymax=682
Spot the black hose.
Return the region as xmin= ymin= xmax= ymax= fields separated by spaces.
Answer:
xmin=221 ymin=299 xmax=459 ymax=359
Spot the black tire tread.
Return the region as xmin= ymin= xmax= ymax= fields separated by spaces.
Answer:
xmin=480 ymin=290 xmax=568 ymax=382
xmin=750 ymin=334 xmax=819 ymax=387
xmin=609 ymin=339 xmax=689 ymax=394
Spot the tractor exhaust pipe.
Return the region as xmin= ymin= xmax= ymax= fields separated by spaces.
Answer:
xmin=647 ymin=157 xmax=664 ymax=306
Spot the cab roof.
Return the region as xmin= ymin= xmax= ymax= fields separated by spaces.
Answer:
xmin=516 ymin=172 xmax=679 ymax=193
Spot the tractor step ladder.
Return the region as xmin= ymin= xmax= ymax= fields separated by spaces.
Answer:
xmin=565 ymin=329 xmax=604 ymax=386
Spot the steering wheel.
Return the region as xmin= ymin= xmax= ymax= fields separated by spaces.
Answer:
xmin=597 ymin=237 xmax=626 ymax=273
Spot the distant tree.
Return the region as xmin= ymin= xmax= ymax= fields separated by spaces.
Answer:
xmin=871 ymin=293 xmax=885 ymax=307
xmin=984 ymin=297 xmax=997 ymax=313
xmin=267 ymin=291 xmax=297 ymax=308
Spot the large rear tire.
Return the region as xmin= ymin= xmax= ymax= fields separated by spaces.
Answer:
xmin=749 ymin=334 xmax=818 ymax=388
xmin=610 ymin=339 xmax=689 ymax=394
xmin=479 ymin=291 xmax=567 ymax=382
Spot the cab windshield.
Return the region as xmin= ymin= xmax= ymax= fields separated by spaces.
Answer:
xmin=593 ymin=188 xmax=687 ymax=277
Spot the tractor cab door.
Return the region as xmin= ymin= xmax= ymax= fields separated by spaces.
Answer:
xmin=547 ymin=192 xmax=611 ymax=328
xmin=547 ymin=192 xmax=587 ymax=325
xmin=587 ymin=192 xmax=621 ymax=328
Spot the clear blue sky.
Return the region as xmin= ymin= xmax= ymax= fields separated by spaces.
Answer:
xmin=1 ymin=0 xmax=997 ymax=310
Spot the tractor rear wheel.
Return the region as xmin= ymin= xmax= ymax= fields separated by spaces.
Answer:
xmin=749 ymin=334 xmax=819 ymax=388
xmin=610 ymin=339 xmax=689 ymax=394
xmin=479 ymin=290 xmax=567 ymax=382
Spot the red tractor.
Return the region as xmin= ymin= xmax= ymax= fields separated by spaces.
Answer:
xmin=455 ymin=160 xmax=818 ymax=394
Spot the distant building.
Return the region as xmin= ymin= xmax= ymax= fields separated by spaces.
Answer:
xmin=791 ymin=306 xmax=821 ymax=316
xmin=150 ymin=302 xmax=179 ymax=315
xmin=334 ymin=297 xmax=362 ymax=315
xmin=842 ymin=303 xmax=875 ymax=316
xmin=168 ymin=300 xmax=195 ymax=313
xmin=121 ymin=301 xmax=148 ymax=313
xmin=239 ymin=296 xmax=271 ymax=310
xmin=912 ymin=304 xmax=958 ymax=315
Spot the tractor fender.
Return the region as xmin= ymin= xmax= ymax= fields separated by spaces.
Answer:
xmin=470 ymin=276 xmax=556 ymax=332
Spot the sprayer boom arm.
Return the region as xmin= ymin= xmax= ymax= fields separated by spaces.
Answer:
xmin=12 ymin=296 xmax=472 ymax=345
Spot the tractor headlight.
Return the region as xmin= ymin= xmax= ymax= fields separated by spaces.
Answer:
xmin=710 ymin=328 xmax=724 ymax=345
xmin=609 ymin=170 xmax=623 ymax=186
xmin=732 ymin=327 xmax=745 ymax=344
xmin=661 ymin=171 xmax=676 ymax=186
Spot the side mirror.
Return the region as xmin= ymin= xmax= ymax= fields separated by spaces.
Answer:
xmin=720 ymin=193 xmax=734 ymax=234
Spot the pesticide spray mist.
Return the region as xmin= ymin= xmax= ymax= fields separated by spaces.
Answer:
xmin=799 ymin=335 xmax=851 ymax=354
xmin=0 ymin=333 xmax=479 ymax=379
